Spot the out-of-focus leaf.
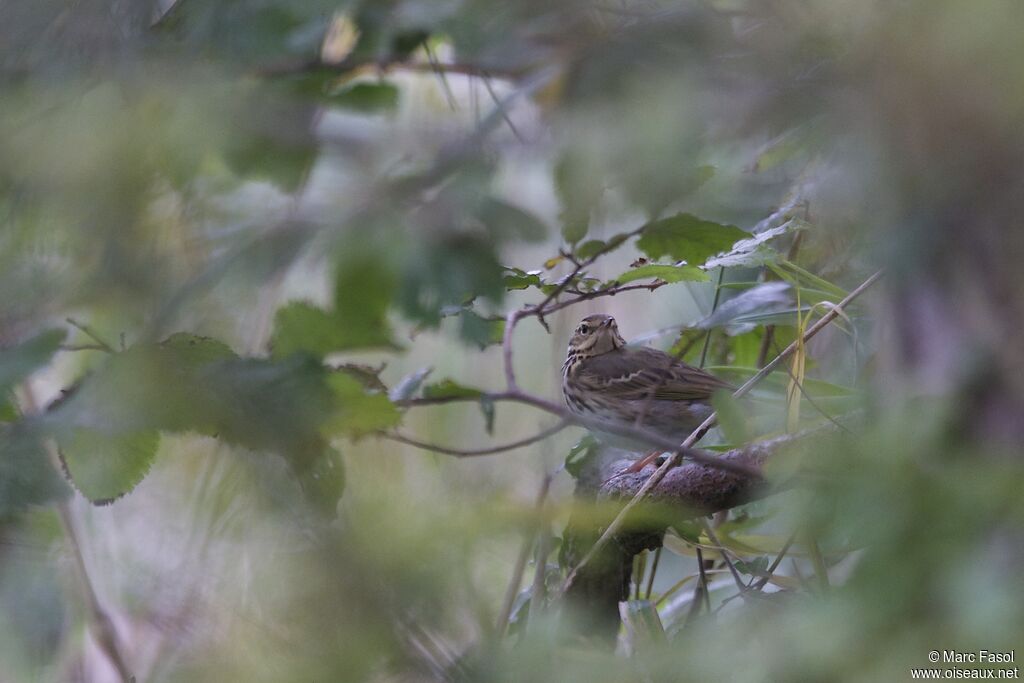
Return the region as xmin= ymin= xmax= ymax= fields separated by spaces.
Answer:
xmin=59 ymin=429 xmax=160 ymax=504
xmin=768 ymin=260 xmax=848 ymax=300
xmin=621 ymin=600 xmax=666 ymax=644
xmin=328 ymin=81 xmax=399 ymax=112
xmin=478 ymin=198 xmax=548 ymax=242
xmin=734 ymin=556 xmax=770 ymax=578
xmin=555 ymin=151 xmax=598 ymax=244
xmin=0 ymin=329 xmax=67 ymax=393
xmin=155 ymin=0 xmax=334 ymax=63
xmin=399 ymin=233 xmax=505 ymax=326
xmin=697 ymin=282 xmax=793 ymax=335
xmin=48 ymin=336 xmax=339 ymax=501
xmin=703 ymin=221 xmax=801 ymax=269
xmin=0 ymin=425 xmax=71 ymax=518
xmin=421 ymin=379 xmax=483 ymax=400
xmin=458 ymin=309 xmax=504 ymax=348
xmin=637 ymin=213 xmax=747 ymax=266
xmin=336 ymin=363 xmax=388 ymax=392
xmin=323 ymin=373 xmax=400 ymax=437
xmin=297 ymin=446 xmax=346 ymax=519
xmin=612 ymin=264 xmax=709 ymax=285
xmin=273 ymin=257 xmax=399 ymax=357
xmin=711 ymin=390 xmax=750 ymax=445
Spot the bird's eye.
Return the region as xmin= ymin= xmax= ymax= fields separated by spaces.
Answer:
xmin=579 ymin=324 xmax=590 ymax=334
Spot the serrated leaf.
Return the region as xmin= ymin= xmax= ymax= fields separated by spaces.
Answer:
xmin=323 ymin=374 xmax=401 ymax=437
xmin=0 ymin=329 xmax=67 ymax=393
xmin=612 ymin=264 xmax=709 ymax=285
xmin=637 ymin=213 xmax=747 ymax=266
xmin=58 ymin=429 xmax=160 ymax=504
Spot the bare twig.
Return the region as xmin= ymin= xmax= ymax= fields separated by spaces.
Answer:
xmin=503 ymin=310 xmax=523 ymax=391
xmin=381 ymin=420 xmax=569 ymax=458
xmin=483 ymin=75 xmax=524 ymax=143
xmin=558 ymin=270 xmax=882 ymax=595
xmin=19 ymin=383 xmax=132 ymax=681
xmin=701 ymin=520 xmax=748 ymax=595
xmin=750 ymin=532 xmax=797 ymax=591
xmin=398 ymin=390 xmax=760 ymax=478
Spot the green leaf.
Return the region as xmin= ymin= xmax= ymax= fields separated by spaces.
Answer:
xmin=272 ymin=257 xmax=399 ymax=357
xmin=503 ymin=268 xmax=543 ymax=291
xmin=703 ymin=221 xmax=800 ymax=269
xmin=564 ymin=434 xmax=600 ymax=478
xmin=636 ymin=213 xmax=748 ymax=266
xmin=711 ymin=390 xmax=750 ymax=445
xmin=48 ymin=336 xmax=340 ymax=501
xmin=612 ymin=264 xmax=709 ymax=285
xmin=554 ymin=153 xmax=595 ymax=244
xmin=458 ymin=309 xmax=504 ymax=348
xmin=478 ymin=198 xmax=548 ymax=242
xmin=734 ymin=556 xmax=771 ymax=578
xmin=297 ymin=446 xmax=346 ymax=519
xmin=59 ymin=429 xmax=160 ymax=504
xmin=328 ymin=81 xmax=399 ymax=112
xmin=0 ymin=424 xmax=71 ymax=518
xmin=323 ymin=373 xmax=401 ymax=437
xmin=0 ymin=329 xmax=67 ymax=394
xmin=398 ymin=233 xmax=505 ymax=326
xmin=421 ymin=379 xmax=483 ymax=400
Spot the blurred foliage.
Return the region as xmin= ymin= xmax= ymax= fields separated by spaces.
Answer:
xmin=1 ymin=0 xmax=1023 ymax=681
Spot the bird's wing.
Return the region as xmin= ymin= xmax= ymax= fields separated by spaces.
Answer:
xmin=577 ymin=347 xmax=733 ymax=401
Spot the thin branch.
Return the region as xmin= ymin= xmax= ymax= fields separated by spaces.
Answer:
xmin=381 ymin=420 xmax=569 ymax=458
xmin=483 ymin=75 xmax=524 ymax=143
xmin=503 ymin=310 xmax=522 ymax=391
xmin=19 ymin=383 xmax=132 ymax=681
xmin=255 ymin=55 xmax=526 ymax=82
xmin=701 ymin=519 xmax=748 ymax=595
xmin=398 ymin=390 xmax=760 ymax=478
xmin=59 ymin=344 xmax=111 ymax=353
xmin=65 ymin=318 xmax=115 ymax=353
xmin=750 ymin=532 xmax=797 ymax=591
xmin=697 ymin=267 xmax=725 ymax=368
xmin=496 ymin=470 xmax=555 ymax=636
xmin=558 ymin=270 xmax=882 ymax=595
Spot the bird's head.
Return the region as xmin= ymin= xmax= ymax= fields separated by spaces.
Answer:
xmin=567 ymin=314 xmax=627 ymax=358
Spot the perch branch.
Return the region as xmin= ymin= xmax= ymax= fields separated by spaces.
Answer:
xmin=559 ymin=270 xmax=882 ymax=595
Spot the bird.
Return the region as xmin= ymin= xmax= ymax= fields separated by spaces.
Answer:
xmin=561 ymin=314 xmax=733 ymax=472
